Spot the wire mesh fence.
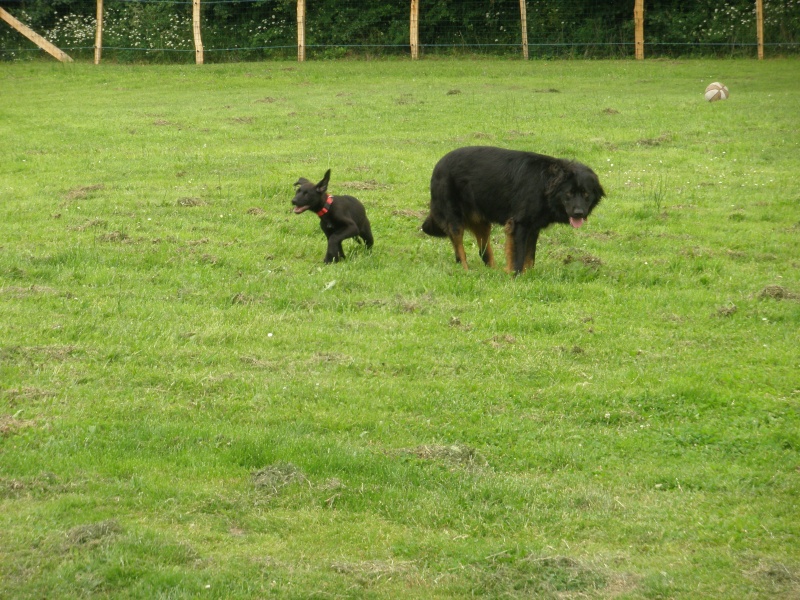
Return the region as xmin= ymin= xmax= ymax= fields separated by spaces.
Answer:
xmin=1 ymin=0 xmax=798 ymax=62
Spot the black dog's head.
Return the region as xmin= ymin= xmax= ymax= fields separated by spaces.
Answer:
xmin=546 ymin=161 xmax=605 ymax=228
xmin=292 ymin=169 xmax=331 ymax=214
xmin=421 ymin=214 xmax=448 ymax=238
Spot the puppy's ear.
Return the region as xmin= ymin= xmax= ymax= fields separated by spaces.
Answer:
xmin=294 ymin=177 xmax=310 ymax=188
xmin=316 ymin=169 xmax=331 ymax=194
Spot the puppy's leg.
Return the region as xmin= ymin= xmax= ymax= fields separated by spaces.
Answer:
xmin=470 ymin=221 xmax=495 ymax=267
xmin=322 ymin=226 xmax=336 ymax=264
xmin=325 ymin=221 xmax=359 ymax=263
xmin=326 ymin=239 xmax=345 ymax=263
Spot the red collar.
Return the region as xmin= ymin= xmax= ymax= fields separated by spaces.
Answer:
xmin=316 ymin=195 xmax=333 ymax=217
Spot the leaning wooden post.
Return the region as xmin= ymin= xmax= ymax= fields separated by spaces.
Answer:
xmin=756 ymin=0 xmax=764 ymax=59
xmin=192 ymin=0 xmax=203 ymax=64
xmin=297 ymin=0 xmax=306 ymax=62
xmin=634 ymin=0 xmax=644 ymax=59
xmin=410 ymin=0 xmax=419 ymax=60
xmin=94 ymin=0 xmax=103 ymax=64
xmin=0 ymin=7 xmax=73 ymax=62
xmin=519 ymin=0 xmax=529 ymax=59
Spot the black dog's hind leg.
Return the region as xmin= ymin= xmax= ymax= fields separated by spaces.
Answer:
xmin=470 ymin=221 xmax=495 ymax=267
xmin=448 ymin=229 xmax=469 ymax=269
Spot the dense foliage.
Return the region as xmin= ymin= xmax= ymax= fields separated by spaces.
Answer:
xmin=1 ymin=0 xmax=798 ymax=61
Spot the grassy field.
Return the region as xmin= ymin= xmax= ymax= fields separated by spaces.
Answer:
xmin=1 ymin=57 xmax=798 ymax=599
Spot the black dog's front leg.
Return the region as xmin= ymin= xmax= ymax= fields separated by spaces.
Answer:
xmin=321 ymin=222 xmax=337 ymax=263
xmin=323 ymin=222 xmax=359 ymax=263
xmin=322 ymin=232 xmax=344 ymax=263
xmin=523 ymin=228 xmax=541 ymax=273
xmin=324 ymin=239 xmax=346 ymax=263
xmin=323 ymin=246 xmax=339 ymax=263
xmin=512 ymin=224 xmax=540 ymax=275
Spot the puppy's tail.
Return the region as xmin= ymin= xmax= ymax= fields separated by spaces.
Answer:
xmin=356 ymin=234 xmax=374 ymax=249
xmin=422 ymin=214 xmax=447 ymax=238
xmin=360 ymin=223 xmax=374 ymax=249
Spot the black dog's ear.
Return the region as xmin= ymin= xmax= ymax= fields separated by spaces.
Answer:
xmin=294 ymin=177 xmax=311 ymax=188
xmin=545 ymin=162 xmax=568 ymax=198
xmin=574 ymin=163 xmax=606 ymax=202
xmin=592 ymin=176 xmax=606 ymax=201
xmin=316 ymin=169 xmax=331 ymax=194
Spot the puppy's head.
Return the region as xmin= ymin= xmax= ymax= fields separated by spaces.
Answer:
xmin=546 ymin=161 xmax=605 ymax=228
xmin=291 ymin=169 xmax=331 ymax=214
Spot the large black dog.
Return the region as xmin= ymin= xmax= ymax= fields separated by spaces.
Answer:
xmin=292 ymin=169 xmax=374 ymax=263
xmin=422 ymin=146 xmax=605 ymax=275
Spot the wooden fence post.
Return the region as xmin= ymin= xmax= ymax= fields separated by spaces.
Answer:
xmin=0 ymin=7 xmax=73 ymax=62
xmin=410 ymin=0 xmax=419 ymax=60
xmin=94 ymin=0 xmax=103 ymax=64
xmin=297 ymin=0 xmax=306 ymax=62
xmin=634 ymin=0 xmax=644 ymax=59
xmin=519 ymin=0 xmax=529 ymax=59
xmin=193 ymin=0 xmax=204 ymax=64
xmin=756 ymin=0 xmax=764 ymax=59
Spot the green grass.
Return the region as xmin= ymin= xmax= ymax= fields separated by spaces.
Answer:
xmin=1 ymin=57 xmax=799 ymax=599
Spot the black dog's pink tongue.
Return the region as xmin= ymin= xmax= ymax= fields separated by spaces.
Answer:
xmin=570 ymin=217 xmax=585 ymax=229
xmin=293 ymin=206 xmax=309 ymax=214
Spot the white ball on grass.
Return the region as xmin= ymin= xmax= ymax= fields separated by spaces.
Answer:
xmin=705 ymin=82 xmax=729 ymax=102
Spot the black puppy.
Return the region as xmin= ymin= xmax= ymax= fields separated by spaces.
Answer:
xmin=422 ymin=146 xmax=605 ymax=275
xmin=292 ymin=169 xmax=374 ymax=263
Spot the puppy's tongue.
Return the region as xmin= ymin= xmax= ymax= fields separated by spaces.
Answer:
xmin=570 ymin=217 xmax=585 ymax=229
xmin=293 ymin=206 xmax=309 ymax=214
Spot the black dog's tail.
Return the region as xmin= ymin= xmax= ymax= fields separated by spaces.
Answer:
xmin=357 ymin=233 xmax=374 ymax=249
xmin=359 ymin=221 xmax=374 ymax=249
xmin=422 ymin=214 xmax=447 ymax=238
